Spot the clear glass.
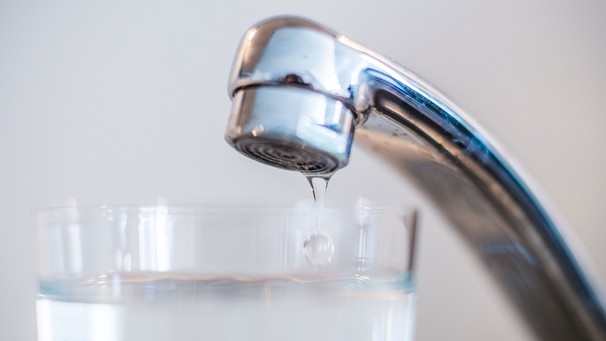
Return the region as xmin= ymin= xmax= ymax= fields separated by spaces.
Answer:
xmin=35 ymin=204 xmax=418 ymax=341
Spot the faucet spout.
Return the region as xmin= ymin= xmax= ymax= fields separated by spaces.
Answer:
xmin=225 ymin=16 xmax=606 ymax=340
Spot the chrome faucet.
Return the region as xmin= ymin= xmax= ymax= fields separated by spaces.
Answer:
xmin=225 ymin=16 xmax=606 ymax=340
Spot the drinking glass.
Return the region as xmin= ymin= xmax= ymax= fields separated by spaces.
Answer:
xmin=35 ymin=203 xmax=418 ymax=341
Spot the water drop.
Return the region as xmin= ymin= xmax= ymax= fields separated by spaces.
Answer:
xmin=303 ymin=233 xmax=334 ymax=266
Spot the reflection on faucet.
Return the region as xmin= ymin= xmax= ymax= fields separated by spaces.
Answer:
xmin=225 ymin=16 xmax=606 ymax=340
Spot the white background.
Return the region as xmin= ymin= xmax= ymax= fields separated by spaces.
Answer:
xmin=1 ymin=0 xmax=604 ymax=340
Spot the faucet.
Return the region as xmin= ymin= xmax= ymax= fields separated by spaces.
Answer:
xmin=224 ymin=16 xmax=606 ymax=340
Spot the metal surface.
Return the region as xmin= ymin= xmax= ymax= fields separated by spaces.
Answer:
xmin=225 ymin=16 xmax=606 ymax=340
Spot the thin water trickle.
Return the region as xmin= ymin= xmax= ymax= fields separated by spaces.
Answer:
xmin=307 ymin=176 xmax=328 ymax=232
xmin=303 ymin=175 xmax=334 ymax=266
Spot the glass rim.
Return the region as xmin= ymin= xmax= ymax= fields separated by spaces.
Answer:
xmin=35 ymin=202 xmax=418 ymax=216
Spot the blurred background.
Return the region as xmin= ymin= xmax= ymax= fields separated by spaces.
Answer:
xmin=1 ymin=0 xmax=604 ymax=340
